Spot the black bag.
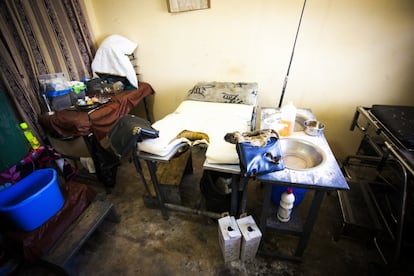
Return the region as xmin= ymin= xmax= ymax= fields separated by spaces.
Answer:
xmin=108 ymin=115 xmax=159 ymax=157
xmin=225 ymin=129 xmax=284 ymax=177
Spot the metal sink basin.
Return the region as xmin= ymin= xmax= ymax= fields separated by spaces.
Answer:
xmin=280 ymin=138 xmax=326 ymax=170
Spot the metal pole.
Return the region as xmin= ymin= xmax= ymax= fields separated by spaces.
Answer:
xmin=278 ymin=0 xmax=307 ymax=108
xmin=164 ymin=203 xmax=222 ymax=219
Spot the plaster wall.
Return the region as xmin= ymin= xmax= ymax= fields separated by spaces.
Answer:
xmin=83 ymin=0 xmax=414 ymax=158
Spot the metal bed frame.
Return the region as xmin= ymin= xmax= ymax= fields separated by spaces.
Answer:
xmin=338 ymin=105 xmax=413 ymax=265
xmin=127 ymin=104 xmax=258 ymax=220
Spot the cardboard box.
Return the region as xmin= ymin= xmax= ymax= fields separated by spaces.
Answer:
xmin=236 ymin=215 xmax=262 ymax=261
xmin=218 ymin=215 xmax=241 ymax=262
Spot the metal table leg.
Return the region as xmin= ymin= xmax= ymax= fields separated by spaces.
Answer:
xmin=145 ymin=160 xmax=169 ymax=220
xmin=295 ymin=189 xmax=325 ymax=257
xmin=132 ymin=150 xmax=154 ymax=200
xmin=259 ymin=182 xmax=273 ymax=238
xmin=230 ymin=174 xmax=239 ymax=216
xmin=238 ymin=176 xmax=250 ymax=216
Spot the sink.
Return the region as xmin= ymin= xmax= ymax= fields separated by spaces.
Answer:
xmin=280 ymin=138 xmax=326 ymax=170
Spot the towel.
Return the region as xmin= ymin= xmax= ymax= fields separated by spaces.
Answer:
xmin=91 ymin=34 xmax=138 ymax=88
xmin=138 ymin=100 xmax=255 ymax=164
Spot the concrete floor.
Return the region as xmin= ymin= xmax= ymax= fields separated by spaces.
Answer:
xmin=57 ymin=146 xmax=395 ymax=275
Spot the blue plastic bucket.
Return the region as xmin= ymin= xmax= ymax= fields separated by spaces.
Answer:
xmin=0 ymin=169 xmax=64 ymax=231
xmin=271 ymin=185 xmax=307 ymax=207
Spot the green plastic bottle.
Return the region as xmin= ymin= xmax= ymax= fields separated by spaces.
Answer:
xmin=20 ymin=122 xmax=40 ymax=149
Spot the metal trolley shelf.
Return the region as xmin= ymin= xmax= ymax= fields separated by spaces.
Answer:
xmin=338 ymin=105 xmax=414 ymax=266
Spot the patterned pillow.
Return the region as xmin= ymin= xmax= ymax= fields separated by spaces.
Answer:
xmin=186 ymin=82 xmax=258 ymax=105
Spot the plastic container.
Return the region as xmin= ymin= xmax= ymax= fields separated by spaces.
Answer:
xmin=20 ymin=122 xmax=40 ymax=150
xmin=262 ymin=113 xmax=282 ymax=132
xmin=277 ymin=187 xmax=295 ymax=222
xmin=279 ymin=102 xmax=296 ymax=136
xmin=38 ymin=73 xmax=70 ymax=92
xmin=46 ymin=89 xmax=73 ymax=111
xmin=236 ymin=215 xmax=262 ymax=261
xmin=70 ymin=81 xmax=86 ymax=100
xmin=218 ymin=215 xmax=242 ymax=262
xmin=39 ymin=73 xmax=73 ymax=110
xmin=271 ymin=185 xmax=307 ymax=207
xmin=0 ymin=169 xmax=64 ymax=231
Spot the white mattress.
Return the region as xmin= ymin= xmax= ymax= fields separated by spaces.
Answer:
xmin=138 ymin=100 xmax=255 ymax=164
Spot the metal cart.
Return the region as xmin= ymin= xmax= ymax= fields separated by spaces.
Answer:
xmin=338 ymin=105 xmax=414 ymax=265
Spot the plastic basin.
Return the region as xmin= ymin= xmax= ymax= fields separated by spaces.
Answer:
xmin=0 ymin=169 xmax=64 ymax=231
xmin=280 ymin=138 xmax=326 ymax=170
xmin=271 ymin=138 xmax=326 ymax=206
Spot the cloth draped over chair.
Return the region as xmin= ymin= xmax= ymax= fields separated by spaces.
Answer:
xmin=0 ymin=0 xmax=95 ymax=139
xmin=91 ymin=34 xmax=139 ymax=88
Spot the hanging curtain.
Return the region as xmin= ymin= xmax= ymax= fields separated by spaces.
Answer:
xmin=0 ymin=0 xmax=95 ymax=139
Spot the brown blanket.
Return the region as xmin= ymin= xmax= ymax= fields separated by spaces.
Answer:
xmin=39 ymin=82 xmax=155 ymax=141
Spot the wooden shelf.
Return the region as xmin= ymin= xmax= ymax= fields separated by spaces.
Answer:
xmin=42 ymin=200 xmax=115 ymax=270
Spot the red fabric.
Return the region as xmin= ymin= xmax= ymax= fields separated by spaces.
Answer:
xmin=39 ymin=82 xmax=155 ymax=141
xmin=3 ymin=181 xmax=96 ymax=261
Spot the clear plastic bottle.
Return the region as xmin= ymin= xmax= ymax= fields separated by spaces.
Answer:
xmin=279 ymin=102 xmax=296 ymax=136
xmin=20 ymin=122 xmax=40 ymax=149
xmin=277 ymin=187 xmax=295 ymax=222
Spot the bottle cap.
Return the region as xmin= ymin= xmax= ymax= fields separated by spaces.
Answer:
xmin=20 ymin=122 xmax=28 ymax=129
xmin=287 ymin=187 xmax=293 ymax=194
